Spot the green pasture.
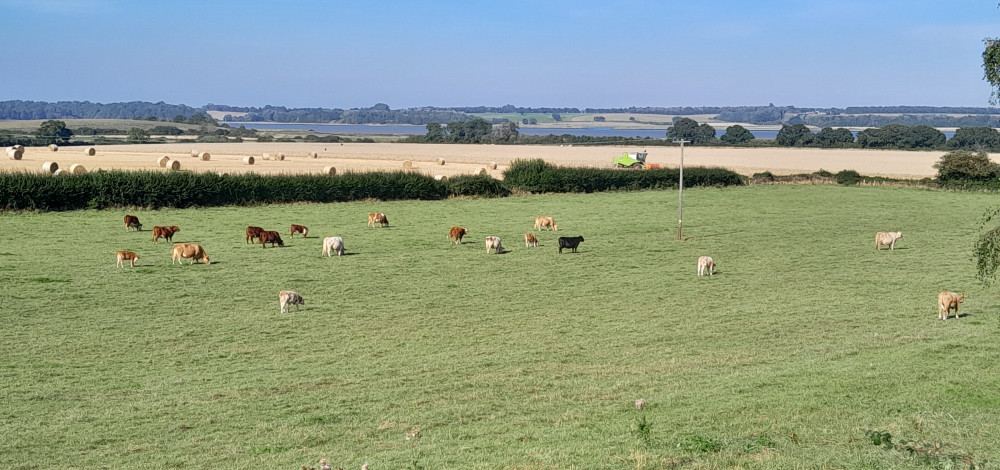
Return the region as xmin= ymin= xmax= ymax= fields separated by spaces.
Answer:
xmin=1 ymin=185 xmax=999 ymax=469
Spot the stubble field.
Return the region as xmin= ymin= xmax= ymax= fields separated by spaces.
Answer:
xmin=1 ymin=185 xmax=999 ymax=469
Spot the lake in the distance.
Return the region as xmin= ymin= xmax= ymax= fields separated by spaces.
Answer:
xmin=225 ymin=122 xmax=955 ymax=139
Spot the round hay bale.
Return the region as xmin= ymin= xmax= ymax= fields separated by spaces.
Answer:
xmin=434 ymin=174 xmax=447 ymax=181
xmin=198 ymin=152 xmax=211 ymax=161
xmin=488 ymin=161 xmax=498 ymax=170
xmin=262 ymin=153 xmax=272 ymax=160
xmin=6 ymin=147 xmax=23 ymax=160
xmin=83 ymin=147 xmax=96 ymax=156
xmin=437 ymin=157 xmax=446 ymax=165
xmin=69 ymin=163 xmax=87 ymax=174
xmin=322 ymin=166 xmax=337 ymax=175
xmin=48 ymin=144 xmax=58 ymax=152
xmin=166 ymin=159 xmax=181 ymax=171
xmin=276 ymin=153 xmax=285 ymax=161
xmin=476 ymin=167 xmax=488 ymax=176
xmin=309 ymin=152 xmax=318 ymax=158
xmin=13 ymin=144 xmax=24 ymax=150
xmin=191 ymin=150 xmax=199 ymax=157
xmin=243 ymin=156 xmax=255 ymax=165
xmin=157 ymin=156 xmax=170 ymax=168
xmin=52 ymin=168 xmax=64 ymax=176
xmin=402 ymin=160 xmax=413 ymax=169
xmin=42 ymin=161 xmax=58 ymax=173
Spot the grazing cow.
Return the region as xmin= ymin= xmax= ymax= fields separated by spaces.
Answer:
xmin=290 ymin=224 xmax=309 ymax=238
xmin=115 ymin=251 xmax=139 ymax=268
xmin=875 ymin=231 xmax=903 ymax=251
xmin=368 ymin=212 xmax=389 ymax=228
xmin=279 ymin=290 xmax=305 ymax=313
xmin=485 ymin=236 xmax=503 ymax=254
xmin=246 ymin=226 xmax=264 ymax=244
xmin=448 ymin=226 xmax=468 ymax=245
xmin=557 ymin=236 xmax=584 ymax=254
xmin=123 ymin=215 xmax=142 ymax=232
xmin=697 ymin=256 xmax=716 ymax=276
xmin=152 ymin=225 xmax=180 ymax=244
xmin=938 ymin=291 xmax=965 ymax=320
xmin=259 ymin=230 xmax=284 ymax=248
xmin=524 ymin=233 xmax=538 ymax=247
xmin=534 ymin=216 xmax=557 ymax=231
xmin=171 ymin=243 xmax=210 ymax=265
xmin=322 ymin=236 xmax=345 ymax=257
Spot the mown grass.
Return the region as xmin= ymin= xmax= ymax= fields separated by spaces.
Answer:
xmin=1 ymin=185 xmax=999 ymax=469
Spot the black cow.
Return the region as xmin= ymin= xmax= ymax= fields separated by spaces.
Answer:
xmin=558 ymin=236 xmax=584 ymax=254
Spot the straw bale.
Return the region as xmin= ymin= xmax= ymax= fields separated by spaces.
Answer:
xmin=402 ymin=160 xmax=413 ymax=169
xmin=322 ymin=166 xmax=336 ymax=175
xmin=476 ymin=167 xmax=488 ymax=175
xmin=42 ymin=161 xmax=58 ymax=173
xmin=48 ymin=144 xmax=58 ymax=152
xmin=243 ymin=156 xmax=255 ymax=165
xmin=167 ymin=159 xmax=181 ymax=171
xmin=437 ymin=157 xmax=446 ymax=165
xmin=6 ymin=147 xmax=23 ymax=160
xmin=69 ymin=163 xmax=87 ymax=174
xmin=157 ymin=156 xmax=170 ymax=167
xmin=52 ymin=168 xmax=64 ymax=176
xmin=198 ymin=152 xmax=211 ymax=161
xmin=309 ymin=152 xmax=318 ymax=158
xmin=489 ymin=161 xmax=498 ymax=169
xmin=83 ymin=147 xmax=96 ymax=156
xmin=434 ymin=175 xmax=447 ymax=181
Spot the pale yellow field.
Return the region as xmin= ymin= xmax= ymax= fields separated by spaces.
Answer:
xmin=0 ymin=142 xmax=970 ymax=179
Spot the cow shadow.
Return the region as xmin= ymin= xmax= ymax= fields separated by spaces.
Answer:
xmin=682 ymin=230 xmax=745 ymax=241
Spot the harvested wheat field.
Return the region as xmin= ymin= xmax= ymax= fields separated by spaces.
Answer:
xmin=0 ymin=142 xmax=970 ymax=179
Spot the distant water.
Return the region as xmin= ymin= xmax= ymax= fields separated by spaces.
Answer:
xmin=226 ymin=123 xmax=955 ymax=139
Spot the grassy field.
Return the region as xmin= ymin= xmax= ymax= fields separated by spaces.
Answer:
xmin=1 ymin=185 xmax=999 ymax=469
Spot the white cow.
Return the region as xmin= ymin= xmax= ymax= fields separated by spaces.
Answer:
xmin=322 ymin=236 xmax=345 ymax=257
xmin=485 ymin=236 xmax=503 ymax=254
xmin=697 ymin=256 xmax=715 ymax=276
xmin=875 ymin=231 xmax=903 ymax=251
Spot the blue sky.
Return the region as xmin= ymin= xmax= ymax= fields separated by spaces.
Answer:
xmin=3 ymin=0 xmax=1000 ymax=109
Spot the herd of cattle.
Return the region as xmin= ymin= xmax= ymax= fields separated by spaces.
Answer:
xmin=115 ymin=216 xmax=965 ymax=319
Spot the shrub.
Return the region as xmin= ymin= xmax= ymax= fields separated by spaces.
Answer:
xmin=444 ymin=174 xmax=510 ymax=198
xmin=934 ymin=150 xmax=999 ymax=182
xmin=835 ymin=170 xmax=862 ymax=185
xmin=502 ymin=159 xmax=743 ymax=193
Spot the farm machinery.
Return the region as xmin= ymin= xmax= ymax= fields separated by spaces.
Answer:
xmin=613 ymin=151 xmax=656 ymax=169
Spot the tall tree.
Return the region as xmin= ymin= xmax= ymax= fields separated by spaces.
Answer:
xmin=36 ymin=120 xmax=73 ymax=144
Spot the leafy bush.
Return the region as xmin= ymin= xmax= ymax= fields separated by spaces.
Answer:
xmin=443 ymin=174 xmax=510 ymax=198
xmin=835 ymin=170 xmax=861 ymax=185
xmin=502 ymin=159 xmax=744 ymax=193
xmin=934 ymin=150 xmax=999 ymax=182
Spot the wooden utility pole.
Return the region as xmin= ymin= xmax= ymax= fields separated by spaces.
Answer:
xmin=673 ymin=139 xmax=690 ymax=240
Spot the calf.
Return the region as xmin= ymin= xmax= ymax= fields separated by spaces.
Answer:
xmin=171 ymin=243 xmax=210 ymax=265
xmin=290 ymin=224 xmax=309 ymax=238
xmin=368 ymin=212 xmax=389 ymax=228
xmin=485 ymin=236 xmax=503 ymax=254
xmin=259 ymin=230 xmax=284 ymax=248
xmin=938 ymin=291 xmax=965 ymax=320
xmin=152 ymin=225 xmax=180 ymax=244
xmin=534 ymin=216 xmax=557 ymax=231
xmin=524 ymin=233 xmax=538 ymax=247
xmin=123 ymin=215 xmax=142 ymax=232
xmin=448 ymin=226 xmax=468 ymax=245
xmin=115 ymin=251 xmax=139 ymax=268
xmin=246 ymin=226 xmax=264 ymax=244
xmin=322 ymin=236 xmax=345 ymax=257
xmin=279 ymin=290 xmax=305 ymax=313
xmin=557 ymin=236 xmax=584 ymax=254
xmin=697 ymin=256 xmax=715 ymax=276
xmin=875 ymin=231 xmax=903 ymax=251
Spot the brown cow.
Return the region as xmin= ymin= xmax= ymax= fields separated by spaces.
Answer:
xmin=259 ymin=230 xmax=284 ymax=248
xmin=938 ymin=291 xmax=965 ymax=320
xmin=534 ymin=216 xmax=557 ymax=231
xmin=123 ymin=215 xmax=142 ymax=231
xmin=368 ymin=212 xmax=389 ymax=228
xmin=246 ymin=226 xmax=264 ymax=244
xmin=152 ymin=225 xmax=180 ymax=243
xmin=115 ymin=251 xmax=139 ymax=268
xmin=524 ymin=233 xmax=538 ymax=247
xmin=171 ymin=243 xmax=210 ymax=265
xmin=448 ymin=226 xmax=468 ymax=245
xmin=290 ymin=224 xmax=309 ymax=238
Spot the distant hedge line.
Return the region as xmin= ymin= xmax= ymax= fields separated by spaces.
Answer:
xmin=0 ymin=160 xmax=747 ymax=211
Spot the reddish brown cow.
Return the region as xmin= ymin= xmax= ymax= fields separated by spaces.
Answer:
xmin=260 ymin=230 xmax=284 ymax=248
xmin=290 ymin=224 xmax=309 ymax=238
xmin=448 ymin=226 xmax=468 ymax=244
xmin=246 ymin=226 xmax=264 ymax=244
xmin=124 ymin=215 xmax=142 ymax=231
xmin=152 ymin=225 xmax=180 ymax=244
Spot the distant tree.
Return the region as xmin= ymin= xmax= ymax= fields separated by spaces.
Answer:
xmin=425 ymin=122 xmax=446 ymax=142
xmin=36 ymin=120 xmax=73 ymax=144
xmin=126 ymin=127 xmax=150 ymax=142
xmin=984 ymin=36 xmax=1000 ymax=104
xmin=910 ymin=125 xmax=946 ymax=148
xmin=812 ymin=127 xmax=854 ymax=147
xmin=551 ymin=113 xmax=562 ymax=121
xmin=948 ymin=126 xmax=1000 ymax=150
xmin=593 ymin=116 xmax=606 ymax=122
xmin=776 ymin=124 xmax=814 ymax=146
xmin=372 ymin=103 xmax=390 ymax=111
xmin=668 ymin=117 xmax=716 ymax=144
xmin=172 ymin=115 xmax=188 ymax=123
xmin=149 ymin=125 xmax=183 ymax=135
xmin=257 ymin=134 xmax=274 ymax=142
xmin=719 ymin=125 xmax=755 ymax=145
xmin=490 ymin=121 xmax=519 ymax=143
xmin=934 ymin=150 xmax=999 ymax=182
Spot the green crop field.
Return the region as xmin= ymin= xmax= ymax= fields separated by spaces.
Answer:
xmin=2 ymin=185 xmax=999 ymax=469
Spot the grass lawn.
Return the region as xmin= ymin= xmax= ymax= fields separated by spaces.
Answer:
xmin=1 ymin=185 xmax=998 ymax=469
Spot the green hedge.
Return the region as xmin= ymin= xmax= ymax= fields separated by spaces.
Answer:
xmin=444 ymin=174 xmax=511 ymax=198
xmin=502 ymin=159 xmax=744 ymax=193
xmin=0 ymin=170 xmax=447 ymax=211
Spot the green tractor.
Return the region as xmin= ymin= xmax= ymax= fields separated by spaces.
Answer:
xmin=613 ymin=151 xmax=648 ymax=169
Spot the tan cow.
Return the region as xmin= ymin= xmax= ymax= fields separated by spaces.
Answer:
xmin=938 ymin=291 xmax=965 ymax=320
xmin=524 ymin=233 xmax=538 ymax=247
xmin=875 ymin=231 xmax=903 ymax=251
xmin=152 ymin=225 xmax=180 ymax=243
xmin=279 ymin=290 xmax=305 ymax=313
xmin=115 ymin=251 xmax=139 ymax=268
xmin=485 ymin=236 xmax=503 ymax=254
xmin=448 ymin=226 xmax=468 ymax=245
xmin=171 ymin=243 xmax=210 ymax=265
xmin=534 ymin=216 xmax=557 ymax=231
xmin=697 ymin=256 xmax=715 ymax=276
xmin=367 ymin=212 xmax=389 ymax=228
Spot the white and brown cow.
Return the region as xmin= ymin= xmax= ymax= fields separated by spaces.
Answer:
xmin=875 ymin=231 xmax=903 ymax=251
xmin=279 ymin=290 xmax=305 ymax=313
xmin=485 ymin=236 xmax=503 ymax=254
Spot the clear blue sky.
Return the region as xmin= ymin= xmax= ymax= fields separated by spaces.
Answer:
xmin=3 ymin=0 xmax=1000 ymax=109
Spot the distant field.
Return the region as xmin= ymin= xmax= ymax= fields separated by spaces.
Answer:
xmin=1 ymin=185 xmax=998 ymax=468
